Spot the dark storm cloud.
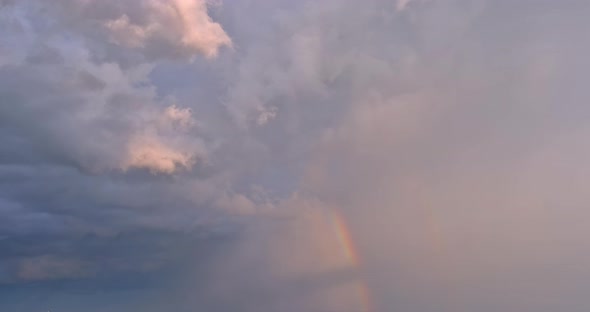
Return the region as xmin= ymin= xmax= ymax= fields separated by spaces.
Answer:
xmin=0 ymin=1 xmax=242 ymax=296
xmin=0 ymin=227 xmax=235 ymax=283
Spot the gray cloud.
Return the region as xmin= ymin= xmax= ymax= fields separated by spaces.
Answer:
xmin=2 ymin=0 xmax=590 ymax=311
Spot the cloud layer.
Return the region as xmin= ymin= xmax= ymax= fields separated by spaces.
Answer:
xmin=2 ymin=0 xmax=590 ymax=311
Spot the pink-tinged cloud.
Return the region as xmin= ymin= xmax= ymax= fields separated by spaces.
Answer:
xmin=105 ymin=0 xmax=231 ymax=60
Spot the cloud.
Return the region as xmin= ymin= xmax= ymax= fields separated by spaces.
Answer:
xmin=0 ymin=0 xmax=231 ymax=66
xmin=15 ymin=256 xmax=95 ymax=282
xmin=0 ymin=0 xmax=235 ymax=264
xmin=0 ymin=1 xmax=217 ymax=175
xmin=160 ymin=105 xmax=195 ymax=130
xmin=2 ymin=0 xmax=590 ymax=311
xmin=103 ymin=0 xmax=232 ymax=60
xmin=0 ymin=59 xmax=201 ymax=174
xmin=396 ymin=0 xmax=412 ymax=11
xmin=122 ymin=134 xmax=195 ymax=174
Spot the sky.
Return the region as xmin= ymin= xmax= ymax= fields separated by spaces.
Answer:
xmin=1 ymin=0 xmax=590 ymax=311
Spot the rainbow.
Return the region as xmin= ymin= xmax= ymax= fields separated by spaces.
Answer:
xmin=329 ymin=210 xmax=374 ymax=312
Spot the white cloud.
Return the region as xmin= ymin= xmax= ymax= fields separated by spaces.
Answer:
xmin=122 ymin=135 xmax=195 ymax=174
xmin=103 ymin=0 xmax=232 ymax=60
xmin=160 ymin=105 xmax=195 ymax=130
xmin=105 ymin=14 xmax=153 ymax=48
